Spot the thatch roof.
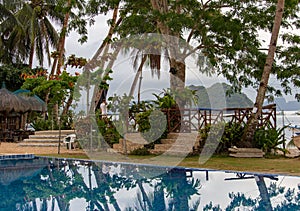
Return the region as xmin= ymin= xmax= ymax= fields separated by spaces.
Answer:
xmin=0 ymin=87 xmax=30 ymax=113
xmin=13 ymin=89 xmax=47 ymax=112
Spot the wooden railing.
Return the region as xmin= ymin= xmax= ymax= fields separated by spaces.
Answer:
xmin=187 ymin=104 xmax=276 ymax=132
xmin=159 ymin=104 xmax=276 ymax=132
xmin=107 ymin=104 xmax=277 ymax=133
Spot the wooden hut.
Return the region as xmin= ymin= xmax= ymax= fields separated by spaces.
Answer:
xmin=0 ymin=86 xmax=46 ymax=142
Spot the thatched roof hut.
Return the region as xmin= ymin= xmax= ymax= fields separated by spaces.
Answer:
xmin=13 ymin=89 xmax=47 ymax=112
xmin=0 ymin=87 xmax=30 ymax=113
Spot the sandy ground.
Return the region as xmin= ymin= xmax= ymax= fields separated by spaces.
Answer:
xmin=0 ymin=142 xmax=86 ymax=155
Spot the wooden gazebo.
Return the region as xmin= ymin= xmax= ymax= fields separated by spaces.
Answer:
xmin=0 ymin=86 xmax=46 ymax=142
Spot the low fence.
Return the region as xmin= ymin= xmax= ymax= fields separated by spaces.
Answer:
xmin=106 ymin=104 xmax=276 ymax=133
xmin=187 ymin=104 xmax=276 ymax=132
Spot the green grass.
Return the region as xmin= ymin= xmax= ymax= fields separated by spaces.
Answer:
xmin=39 ymin=153 xmax=300 ymax=176
xmin=179 ymin=155 xmax=300 ymax=175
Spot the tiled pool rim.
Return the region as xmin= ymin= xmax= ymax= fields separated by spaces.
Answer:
xmin=0 ymin=153 xmax=35 ymax=160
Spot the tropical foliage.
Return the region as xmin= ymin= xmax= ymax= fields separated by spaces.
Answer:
xmin=0 ymin=0 xmax=299 ymax=148
xmin=198 ymin=122 xmax=288 ymax=155
xmin=87 ymin=0 xmax=300 ymax=99
xmin=96 ymin=114 xmax=121 ymax=147
xmin=0 ymin=64 xmax=35 ymax=91
xmin=22 ymin=70 xmax=78 ymax=108
xmin=254 ymin=125 xmax=288 ymax=154
xmin=0 ymin=0 xmax=61 ymax=67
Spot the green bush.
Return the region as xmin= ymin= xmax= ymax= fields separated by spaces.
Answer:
xmin=97 ymin=116 xmax=121 ymax=147
xmin=221 ymin=122 xmax=245 ymax=148
xmin=135 ymin=109 xmax=167 ymax=147
xmin=199 ymin=122 xmax=245 ymax=154
xmin=32 ymin=118 xmax=58 ymax=131
xmin=254 ymin=125 xmax=288 ymax=154
xmin=199 ymin=122 xmax=288 ymax=155
xmin=31 ymin=110 xmax=74 ymax=131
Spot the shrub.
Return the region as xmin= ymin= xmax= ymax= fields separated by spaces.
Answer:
xmin=97 ymin=117 xmax=121 ymax=148
xmin=31 ymin=110 xmax=74 ymax=131
xmin=32 ymin=118 xmax=58 ymax=131
xmin=198 ymin=122 xmax=245 ymax=154
xmin=221 ymin=122 xmax=245 ymax=148
xmin=254 ymin=125 xmax=288 ymax=154
xmin=135 ymin=109 xmax=167 ymax=147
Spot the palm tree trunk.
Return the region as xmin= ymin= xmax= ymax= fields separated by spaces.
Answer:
xmin=28 ymin=41 xmax=35 ymax=69
xmin=86 ymin=5 xmax=120 ymax=70
xmin=42 ymin=88 xmax=50 ymax=119
xmin=62 ymin=93 xmax=73 ymax=116
xmin=129 ymin=55 xmax=147 ymax=97
xmin=49 ymin=59 xmax=58 ymax=79
xmin=86 ymin=4 xmax=121 ymax=112
xmin=56 ymin=1 xmax=70 ymax=76
xmin=91 ymin=45 xmax=122 ymax=112
xmin=242 ymin=0 xmax=284 ymax=144
xmin=47 ymin=0 xmax=71 ymax=122
xmin=50 ymin=0 xmax=71 ymax=77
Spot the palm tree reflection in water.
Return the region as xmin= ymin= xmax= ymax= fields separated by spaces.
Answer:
xmin=0 ymin=158 xmax=300 ymax=210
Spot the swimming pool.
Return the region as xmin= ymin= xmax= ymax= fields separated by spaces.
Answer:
xmin=0 ymin=156 xmax=299 ymax=210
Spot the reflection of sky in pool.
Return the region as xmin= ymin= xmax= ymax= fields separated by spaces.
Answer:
xmin=0 ymin=156 xmax=299 ymax=210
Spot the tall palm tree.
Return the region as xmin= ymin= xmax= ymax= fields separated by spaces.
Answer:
xmin=49 ymin=0 xmax=71 ymax=77
xmin=49 ymin=0 xmax=88 ymax=77
xmin=20 ymin=0 xmax=61 ymax=68
xmin=0 ymin=1 xmax=25 ymax=64
xmin=242 ymin=0 xmax=285 ymax=144
xmin=0 ymin=0 xmax=61 ymax=67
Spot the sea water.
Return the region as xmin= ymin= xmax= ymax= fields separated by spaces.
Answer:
xmin=277 ymin=110 xmax=299 ymax=141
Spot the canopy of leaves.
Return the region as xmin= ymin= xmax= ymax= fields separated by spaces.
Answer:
xmin=0 ymin=64 xmax=39 ymax=91
xmin=86 ymin=0 xmax=300 ymax=100
xmin=0 ymin=0 xmax=62 ymax=66
xmin=21 ymin=70 xmax=78 ymax=107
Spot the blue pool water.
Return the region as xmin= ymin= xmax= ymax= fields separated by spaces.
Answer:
xmin=0 ymin=156 xmax=299 ymax=211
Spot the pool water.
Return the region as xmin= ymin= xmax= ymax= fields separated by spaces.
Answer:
xmin=0 ymin=156 xmax=299 ymax=211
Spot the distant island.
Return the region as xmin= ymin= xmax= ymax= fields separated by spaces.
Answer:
xmin=271 ymin=97 xmax=300 ymax=111
xmin=189 ymin=83 xmax=253 ymax=109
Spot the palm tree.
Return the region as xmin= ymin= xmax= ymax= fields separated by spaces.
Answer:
xmin=19 ymin=0 xmax=61 ymax=68
xmin=49 ymin=0 xmax=71 ymax=77
xmin=49 ymin=0 xmax=88 ymax=77
xmin=0 ymin=0 xmax=61 ymax=67
xmin=0 ymin=1 xmax=25 ymax=64
xmin=242 ymin=0 xmax=285 ymax=145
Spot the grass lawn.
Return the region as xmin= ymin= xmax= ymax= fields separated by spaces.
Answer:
xmin=41 ymin=153 xmax=300 ymax=176
xmin=179 ymin=155 xmax=300 ymax=176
